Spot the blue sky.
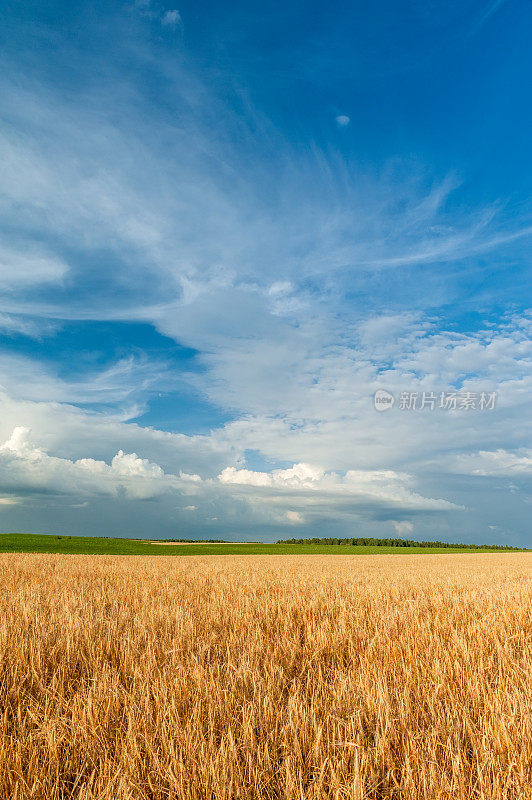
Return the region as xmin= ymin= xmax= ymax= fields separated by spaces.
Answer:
xmin=0 ymin=0 xmax=530 ymax=542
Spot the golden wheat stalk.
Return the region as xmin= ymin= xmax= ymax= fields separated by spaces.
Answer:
xmin=0 ymin=553 xmax=531 ymax=799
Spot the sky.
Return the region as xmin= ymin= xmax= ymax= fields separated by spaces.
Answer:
xmin=0 ymin=0 xmax=530 ymax=543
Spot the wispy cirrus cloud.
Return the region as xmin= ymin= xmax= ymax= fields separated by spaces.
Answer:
xmin=0 ymin=51 xmax=529 ymax=328
xmin=471 ymin=0 xmax=509 ymax=34
xmin=0 ymin=352 xmax=180 ymax=415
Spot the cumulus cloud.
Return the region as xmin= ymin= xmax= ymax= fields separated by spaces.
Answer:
xmin=219 ymin=463 xmax=325 ymax=489
xmin=219 ymin=463 xmax=462 ymax=511
xmin=0 ymin=391 xmax=233 ymax=478
xmin=0 ymin=428 xmax=462 ymax=532
xmin=335 ymin=115 xmax=350 ymax=127
xmin=0 ymin=427 xmax=192 ymax=500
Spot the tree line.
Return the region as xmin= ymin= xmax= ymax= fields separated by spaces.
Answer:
xmin=276 ymin=537 xmax=525 ymax=551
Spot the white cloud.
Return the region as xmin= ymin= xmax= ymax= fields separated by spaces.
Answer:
xmin=0 ymin=63 xmax=529 ymax=327
xmin=0 ymin=244 xmax=68 ymax=288
xmin=0 ymin=427 xmax=190 ymax=500
xmin=0 ymin=496 xmax=19 ymax=506
xmin=449 ymin=449 xmax=532 ymax=476
xmin=219 ymin=462 xmax=461 ymax=511
xmin=335 ymin=115 xmax=350 ymax=127
xmin=161 ymin=9 xmax=181 ymax=26
xmin=392 ymin=520 xmax=414 ymax=536
xmin=285 ymin=510 xmax=303 ymax=524
xmin=0 ymin=313 xmax=58 ymax=339
xmin=0 ymin=352 xmax=179 ymax=415
xmin=219 ymin=463 xmax=324 ymax=489
xmin=0 ymin=427 xmax=462 ymax=529
xmin=0 ymin=391 xmax=233 ymax=478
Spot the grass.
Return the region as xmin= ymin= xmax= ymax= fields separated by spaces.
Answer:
xmin=1 ymin=552 xmax=531 ymax=799
xmin=0 ymin=532 xmax=516 ymax=556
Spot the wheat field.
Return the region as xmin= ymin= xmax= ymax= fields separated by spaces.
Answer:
xmin=0 ymin=553 xmax=531 ymax=799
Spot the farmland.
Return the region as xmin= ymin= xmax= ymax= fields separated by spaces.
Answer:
xmin=0 ymin=532 xmax=519 ymax=556
xmin=1 ymin=552 xmax=531 ymax=798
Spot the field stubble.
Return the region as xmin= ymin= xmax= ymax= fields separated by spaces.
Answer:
xmin=0 ymin=553 xmax=531 ymax=799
